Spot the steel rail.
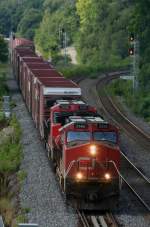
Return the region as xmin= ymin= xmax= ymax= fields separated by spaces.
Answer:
xmin=121 ymin=173 xmax=150 ymax=212
xmin=77 ymin=210 xmax=119 ymax=227
xmin=77 ymin=210 xmax=91 ymax=227
xmin=95 ymin=73 xmax=150 ymax=150
xmin=93 ymin=72 xmax=150 ymax=212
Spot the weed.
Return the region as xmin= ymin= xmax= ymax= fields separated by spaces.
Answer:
xmin=17 ymin=170 xmax=27 ymax=182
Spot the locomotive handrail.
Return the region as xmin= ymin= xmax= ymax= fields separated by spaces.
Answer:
xmin=64 ymin=160 xmax=76 ymax=191
xmin=108 ymin=160 xmax=123 ymax=189
xmin=65 ymin=159 xmax=121 ymax=179
xmin=64 ymin=159 xmax=122 ymax=191
xmin=64 ymin=160 xmax=76 ymax=178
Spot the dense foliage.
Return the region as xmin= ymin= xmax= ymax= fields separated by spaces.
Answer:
xmin=35 ymin=0 xmax=77 ymax=59
xmin=0 ymin=36 xmax=8 ymax=63
xmin=0 ymin=0 xmax=149 ymax=119
xmin=0 ymin=0 xmax=44 ymax=37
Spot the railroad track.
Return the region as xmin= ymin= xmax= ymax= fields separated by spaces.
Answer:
xmin=94 ymin=72 xmax=150 ymax=211
xmin=121 ymin=152 xmax=150 ymax=211
xmin=76 ymin=71 xmax=150 ymax=212
xmin=77 ymin=210 xmax=119 ymax=227
xmin=95 ymin=72 xmax=150 ymax=150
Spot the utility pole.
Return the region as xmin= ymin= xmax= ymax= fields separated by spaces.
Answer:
xmin=59 ymin=27 xmax=67 ymax=65
xmin=64 ymin=31 xmax=67 ymax=65
xmin=129 ymin=34 xmax=140 ymax=91
xmin=9 ymin=31 xmax=14 ymax=63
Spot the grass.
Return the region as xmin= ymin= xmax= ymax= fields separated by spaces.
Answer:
xmin=0 ymin=63 xmax=9 ymax=75
xmin=0 ymin=198 xmax=15 ymax=226
xmin=17 ymin=170 xmax=27 ymax=183
xmin=0 ymin=114 xmax=23 ymax=226
xmin=106 ymin=78 xmax=150 ymax=122
xmin=57 ymin=64 xmax=126 ymax=79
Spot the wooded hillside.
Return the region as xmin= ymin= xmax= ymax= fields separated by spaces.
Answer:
xmin=0 ymin=0 xmax=149 ymax=120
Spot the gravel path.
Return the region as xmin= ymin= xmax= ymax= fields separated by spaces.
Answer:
xmin=10 ymin=84 xmax=78 ymax=226
xmin=79 ymin=77 xmax=150 ymax=227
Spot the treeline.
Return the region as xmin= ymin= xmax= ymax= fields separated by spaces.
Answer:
xmin=0 ymin=0 xmax=44 ymax=39
xmin=0 ymin=0 xmax=149 ymax=120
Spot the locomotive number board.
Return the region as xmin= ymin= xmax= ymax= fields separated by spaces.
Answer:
xmin=75 ymin=123 xmax=88 ymax=129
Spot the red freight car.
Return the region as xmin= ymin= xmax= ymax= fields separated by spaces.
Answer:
xmin=20 ymin=62 xmax=52 ymax=100
xmin=32 ymin=77 xmax=81 ymax=136
xmin=11 ymin=36 xmax=121 ymax=210
xmin=30 ymin=70 xmax=64 ymax=116
xmin=13 ymin=48 xmax=37 ymax=81
xmin=12 ymin=38 xmax=34 ymax=49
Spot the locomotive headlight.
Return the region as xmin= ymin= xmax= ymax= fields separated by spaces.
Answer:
xmin=90 ymin=145 xmax=97 ymax=156
xmin=104 ymin=173 xmax=111 ymax=180
xmin=76 ymin=172 xmax=83 ymax=180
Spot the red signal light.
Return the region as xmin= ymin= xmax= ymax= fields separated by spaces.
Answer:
xmin=129 ymin=47 xmax=134 ymax=55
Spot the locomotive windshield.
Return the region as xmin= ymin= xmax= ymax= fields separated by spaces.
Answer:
xmin=67 ymin=131 xmax=91 ymax=142
xmin=67 ymin=131 xmax=117 ymax=144
xmin=93 ymin=131 xmax=117 ymax=144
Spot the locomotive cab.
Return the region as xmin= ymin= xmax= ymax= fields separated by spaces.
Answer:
xmin=54 ymin=116 xmax=121 ymax=210
xmin=47 ymin=100 xmax=98 ymax=157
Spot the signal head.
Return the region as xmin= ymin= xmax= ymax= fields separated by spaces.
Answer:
xmin=129 ymin=34 xmax=134 ymax=42
xmin=129 ymin=47 xmax=134 ymax=56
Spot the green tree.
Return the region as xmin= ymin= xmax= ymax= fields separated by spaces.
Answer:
xmin=35 ymin=0 xmax=78 ymax=59
xmin=76 ymin=0 xmax=133 ymax=67
xmin=17 ymin=8 xmax=42 ymax=40
xmin=0 ymin=36 xmax=8 ymax=62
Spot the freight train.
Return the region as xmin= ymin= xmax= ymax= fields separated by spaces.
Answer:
xmin=10 ymin=36 xmax=121 ymax=210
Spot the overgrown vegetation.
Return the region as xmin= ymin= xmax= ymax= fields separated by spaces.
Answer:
xmin=0 ymin=0 xmax=44 ymax=37
xmin=0 ymin=115 xmax=23 ymax=226
xmin=108 ymin=79 xmax=150 ymax=122
xmin=0 ymin=0 xmax=149 ymax=119
xmin=0 ymin=64 xmax=9 ymax=130
xmin=0 ymin=38 xmax=24 ymax=226
xmin=0 ymin=36 xmax=8 ymax=63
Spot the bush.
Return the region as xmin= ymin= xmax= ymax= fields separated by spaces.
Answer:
xmin=17 ymin=170 xmax=27 ymax=182
xmin=107 ymin=79 xmax=150 ymax=122
xmin=57 ymin=64 xmax=105 ymax=78
xmin=0 ymin=75 xmax=9 ymax=97
xmin=0 ymin=198 xmax=14 ymax=226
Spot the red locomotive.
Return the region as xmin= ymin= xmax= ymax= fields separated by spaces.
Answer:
xmin=11 ymin=37 xmax=121 ymax=210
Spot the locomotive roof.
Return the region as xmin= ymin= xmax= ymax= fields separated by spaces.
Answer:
xmin=69 ymin=116 xmax=105 ymax=124
xmin=56 ymin=100 xmax=85 ymax=105
xmin=59 ymin=116 xmax=111 ymax=132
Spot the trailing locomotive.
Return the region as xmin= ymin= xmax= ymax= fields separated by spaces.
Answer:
xmin=10 ymin=36 xmax=121 ymax=210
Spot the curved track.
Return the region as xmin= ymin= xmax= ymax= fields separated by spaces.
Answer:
xmin=120 ymin=152 xmax=150 ymax=211
xmin=95 ymin=72 xmax=150 ymax=211
xmin=76 ymin=71 xmax=150 ymax=225
xmin=96 ymin=74 xmax=150 ymax=150
xmin=80 ymin=71 xmax=150 ymax=212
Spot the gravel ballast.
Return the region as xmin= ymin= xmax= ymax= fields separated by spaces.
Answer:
xmin=12 ymin=90 xmax=78 ymax=227
xmin=79 ymin=77 xmax=150 ymax=227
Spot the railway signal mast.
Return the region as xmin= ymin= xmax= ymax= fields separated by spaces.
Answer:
xmin=129 ymin=34 xmax=140 ymax=91
xmin=59 ymin=27 xmax=67 ymax=65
